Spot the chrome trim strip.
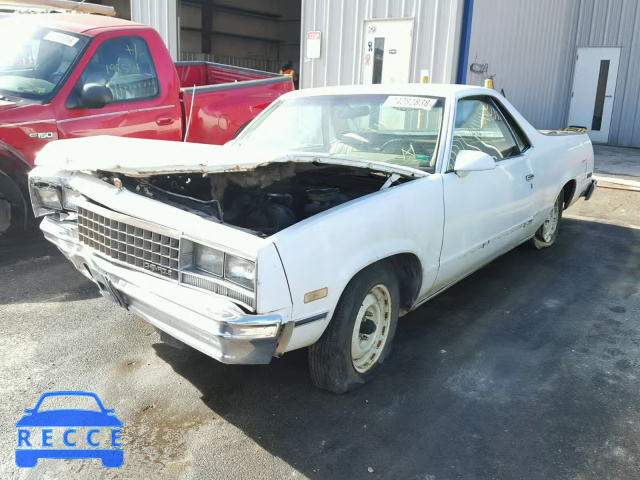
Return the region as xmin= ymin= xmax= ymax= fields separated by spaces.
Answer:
xmin=295 ymin=312 xmax=329 ymax=327
xmin=0 ymin=119 xmax=56 ymax=128
xmin=57 ymin=105 xmax=176 ymax=124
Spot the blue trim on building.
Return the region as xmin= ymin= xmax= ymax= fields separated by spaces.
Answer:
xmin=456 ymin=0 xmax=475 ymax=84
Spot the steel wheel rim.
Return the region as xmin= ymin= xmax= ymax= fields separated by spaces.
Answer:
xmin=541 ymin=202 xmax=560 ymax=242
xmin=351 ymin=284 xmax=392 ymax=373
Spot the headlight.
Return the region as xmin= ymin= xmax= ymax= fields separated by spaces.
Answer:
xmin=33 ymin=184 xmax=62 ymax=211
xmin=62 ymin=187 xmax=83 ymax=212
xmin=224 ymin=255 xmax=256 ymax=291
xmin=194 ymin=244 xmax=224 ymax=276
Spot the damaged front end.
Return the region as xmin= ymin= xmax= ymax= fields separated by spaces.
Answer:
xmin=28 ymin=149 xmax=420 ymax=365
xmin=102 ymin=161 xmax=413 ymax=237
xmin=28 ymin=166 xmax=297 ymax=365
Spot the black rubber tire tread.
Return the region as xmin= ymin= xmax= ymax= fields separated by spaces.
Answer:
xmin=531 ymin=189 xmax=564 ymax=249
xmin=309 ymin=261 xmax=400 ymax=394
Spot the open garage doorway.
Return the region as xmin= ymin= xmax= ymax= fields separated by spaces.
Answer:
xmin=179 ymin=0 xmax=301 ymax=86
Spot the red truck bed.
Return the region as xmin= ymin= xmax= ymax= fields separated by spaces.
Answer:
xmin=175 ymin=61 xmax=279 ymax=87
xmin=175 ymin=62 xmax=294 ymax=144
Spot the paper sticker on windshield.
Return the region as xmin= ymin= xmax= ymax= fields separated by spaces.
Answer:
xmin=44 ymin=31 xmax=79 ymax=47
xmin=384 ymin=96 xmax=437 ymax=110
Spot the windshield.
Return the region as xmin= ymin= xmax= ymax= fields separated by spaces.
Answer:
xmin=36 ymin=394 xmax=101 ymax=412
xmin=0 ymin=21 xmax=89 ymax=100
xmin=234 ymin=94 xmax=446 ymax=172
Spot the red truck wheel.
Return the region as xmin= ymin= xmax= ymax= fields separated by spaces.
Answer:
xmin=0 ymin=169 xmax=28 ymax=237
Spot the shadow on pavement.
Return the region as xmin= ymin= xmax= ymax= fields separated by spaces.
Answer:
xmin=153 ymin=218 xmax=640 ymax=479
xmin=0 ymin=229 xmax=101 ymax=305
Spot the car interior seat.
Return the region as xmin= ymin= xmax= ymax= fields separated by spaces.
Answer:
xmin=34 ymin=41 xmax=64 ymax=83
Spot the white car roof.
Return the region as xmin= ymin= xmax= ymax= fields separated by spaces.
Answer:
xmin=283 ymin=83 xmax=492 ymax=100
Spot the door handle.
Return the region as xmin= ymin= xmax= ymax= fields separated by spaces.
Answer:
xmin=605 ymin=95 xmax=613 ymax=98
xmin=526 ymin=174 xmax=535 ymax=181
xmin=156 ymin=114 xmax=175 ymax=126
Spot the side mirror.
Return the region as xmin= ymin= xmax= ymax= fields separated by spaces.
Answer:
xmin=81 ymin=83 xmax=113 ymax=109
xmin=454 ymin=150 xmax=496 ymax=177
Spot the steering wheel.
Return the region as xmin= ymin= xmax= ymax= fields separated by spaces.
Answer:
xmin=50 ymin=71 xmax=65 ymax=85
xmin=379 ymin=138 xmax=414 ymax=154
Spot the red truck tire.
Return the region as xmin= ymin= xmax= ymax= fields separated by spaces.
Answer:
xmin=0 ymin=162 xmax=29 ymax=237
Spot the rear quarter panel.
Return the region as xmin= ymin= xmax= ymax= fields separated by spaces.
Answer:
xmin=528 ymin=132 xmax=593 ymax=222
xmin=488 ymin=92 xmax=593 ymax=221
xmin=272 ymin=175 xmax=445 ymax=351
xmin=181 ymin=77 xmax=294 ymax=144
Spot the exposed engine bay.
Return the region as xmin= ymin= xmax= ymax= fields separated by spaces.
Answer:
xmin=102 ymin=162 xmax=411 ymax=237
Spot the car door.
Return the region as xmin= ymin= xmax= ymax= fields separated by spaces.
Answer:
xmin=54 ymin=30 xmax=182 ymax=141
xmin=430 ymin=95 xmax=535 ymax=293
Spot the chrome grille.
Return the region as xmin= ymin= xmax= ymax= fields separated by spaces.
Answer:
xmin=77 ymin=205 xmax=180 ymax=280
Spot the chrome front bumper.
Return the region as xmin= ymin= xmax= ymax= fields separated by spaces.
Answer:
xmin=41 ymin=217 xmax=292 ymax=365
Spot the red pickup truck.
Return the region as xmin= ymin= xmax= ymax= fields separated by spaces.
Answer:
xmin=0 ymin=14 xmax=293 ymax=235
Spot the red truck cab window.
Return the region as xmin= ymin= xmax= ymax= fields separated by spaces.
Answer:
xmin=54 ymin=30 xmax=182 ymax=142
xmin=66 ymin=36 xmax=160 ymax=107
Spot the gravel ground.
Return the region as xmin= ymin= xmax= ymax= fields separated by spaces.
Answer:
xmin=1 ymin=185 xmax=639 ymax=480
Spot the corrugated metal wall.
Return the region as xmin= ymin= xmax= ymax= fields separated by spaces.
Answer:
xmin=466 ymin=0 xmax=580 ymax=130
xmin=300 ymin=0 xmax=464 ymax=89
xmin=575 ymin=0 xmax=640 ymax=147
xmin=466 ymin=0 xmax=640 ymax=147
xmin=131 ymin=0 xmax=179 ymax=60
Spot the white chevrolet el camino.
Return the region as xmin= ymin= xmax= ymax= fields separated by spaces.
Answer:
xmin=29 ymin=84 xmax=596 ymax=393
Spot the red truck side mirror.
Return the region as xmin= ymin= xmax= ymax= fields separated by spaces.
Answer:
xmin=81 ymin=84 xmax=113 ymax=109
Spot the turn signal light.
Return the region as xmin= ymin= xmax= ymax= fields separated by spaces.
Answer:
xmin=304 ymin=287 xmax=328 ymax=304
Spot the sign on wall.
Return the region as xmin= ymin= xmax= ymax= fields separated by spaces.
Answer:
xmin=306 ymin=31 xmax=322 ymax=59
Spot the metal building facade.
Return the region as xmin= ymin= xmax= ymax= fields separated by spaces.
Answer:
xmin=131 ymin=0 xmax=179 ymax=60
xmin=575 ymin=0 xmax=640 ymax=148
xmin=300 ymin=0 xmax=465 ymax=88
xmin=466 ymin=0 xmax=640 ymax=147
xmin=465 ymin=0 xmax=580 ymax=130
xmin=299 ymin=0 xmax=640 ymax=147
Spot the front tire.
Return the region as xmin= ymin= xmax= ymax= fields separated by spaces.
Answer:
xmin=309 ymin=262 xmax=400 ymax=393
xmin=532 ymin=189 xmax=563 ymax=249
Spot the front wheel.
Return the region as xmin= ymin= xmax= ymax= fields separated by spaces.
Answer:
xmin=309 ymin=262 xmax=400 ymax=393
xmin=531 ymin=189 xmax=563 ymax=249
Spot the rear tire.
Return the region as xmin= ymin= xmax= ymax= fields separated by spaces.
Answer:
xmin=309 ymin=262 xmax=400 ymax=393
xmin=531 ymin=189 xmax=563 ymax=249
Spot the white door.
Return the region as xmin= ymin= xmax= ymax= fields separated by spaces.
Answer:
xmin=430 ymin=97 xmax=536 ymax=294
xmin=361 ymin=19 xmax=413 ymax=85
xmin=568 ymin=47 xmax=621 ymax=144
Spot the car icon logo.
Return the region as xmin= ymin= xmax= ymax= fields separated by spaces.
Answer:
xmin=15 ymin=391 xmax=123 ymax=468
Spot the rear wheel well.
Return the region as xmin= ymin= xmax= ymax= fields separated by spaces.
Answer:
xmin=562 ymin=180 xmax=576 ymax=209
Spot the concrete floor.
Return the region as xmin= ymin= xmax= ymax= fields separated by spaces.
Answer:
xmin=1 ymin=158 xmax=640 ymax=479
xmin=594 ymin=145 xmax=640 ymax=180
